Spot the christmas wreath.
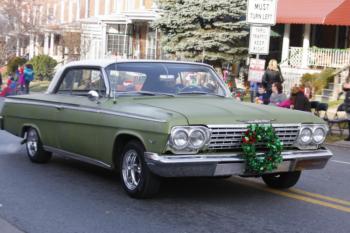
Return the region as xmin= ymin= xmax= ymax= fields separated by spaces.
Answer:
xmin=242 ymin=124 xmax=283 ymax=174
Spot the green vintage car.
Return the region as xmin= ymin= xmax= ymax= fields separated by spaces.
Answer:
xmin=0 ymin=60 xmax=332 ymax=198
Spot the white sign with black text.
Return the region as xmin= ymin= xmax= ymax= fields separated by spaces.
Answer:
xmin=247 ymin=0 xmax=277 ymax=25
xmin=249 ymin=26 xmax=271 ymax=55
xmin=248 ymin=58 xmax=266 ymax=83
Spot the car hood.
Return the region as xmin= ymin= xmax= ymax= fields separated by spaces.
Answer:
xmin=131 ymin=96 xmax=324 ymax=125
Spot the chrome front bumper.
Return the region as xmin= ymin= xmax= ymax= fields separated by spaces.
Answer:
xmin=144 ymin=148 xmax=333 ymax=177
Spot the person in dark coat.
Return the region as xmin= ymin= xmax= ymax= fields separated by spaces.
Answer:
xmin=255 ymin=84 xmax=270 ymax=105
xmin=342 ymin=77 xmax=350 ymax=141
xmin=292 ymin=87 xmax=311 ymax=112
xmin=262 ymin=59 xmax=283 ymax=97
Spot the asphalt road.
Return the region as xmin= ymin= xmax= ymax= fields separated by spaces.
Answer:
xmin=0 ymin=130 xmax=349 ymax=233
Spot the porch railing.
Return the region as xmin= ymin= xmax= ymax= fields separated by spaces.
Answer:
xmin=288 ymin=47 xmax=350 ymax=68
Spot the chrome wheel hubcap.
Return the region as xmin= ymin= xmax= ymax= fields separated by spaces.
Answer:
xmin=26 ymin=129 xmax=38 ymax=157
xmin=122 ymin=149 xmax=142 ymax=191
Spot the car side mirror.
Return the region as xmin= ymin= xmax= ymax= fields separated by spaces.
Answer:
xmin=88 ymin=90 xmax=99 ymax=102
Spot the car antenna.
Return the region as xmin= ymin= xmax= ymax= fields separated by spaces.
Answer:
xmin=113 ymin=88 xmax=117 ymax=104
xmin=113 ymin=62 xmax=118 ymax=104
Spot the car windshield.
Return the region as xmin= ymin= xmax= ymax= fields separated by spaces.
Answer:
xmin=105 ymin=62 xmax=229 ymax=97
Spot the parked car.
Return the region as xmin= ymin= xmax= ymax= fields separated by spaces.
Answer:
xmin=0 ymin=60 xmax=332 ymax=198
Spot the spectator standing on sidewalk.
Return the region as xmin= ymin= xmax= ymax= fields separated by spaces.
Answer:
xmin=249 ymin=81 xmax=259 ymax=103
xmin=24 ymin=64 xmax=34 ymax=94
xmin=342 ymin=77 xmax=350 ymax=141
xmin=262 ymin=59 xmax=284 ymax=98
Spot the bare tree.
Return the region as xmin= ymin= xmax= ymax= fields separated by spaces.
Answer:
xmin=0 ymin=0 xmax=46 ymax=35
xmin=0 ymin=39 xmax=17 ymax=66
xmin=0 ymin=0 xmax=52 ymax=64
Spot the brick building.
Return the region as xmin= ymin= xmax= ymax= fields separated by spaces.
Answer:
xmin=12 ymin=0 xmax=159 ymax=63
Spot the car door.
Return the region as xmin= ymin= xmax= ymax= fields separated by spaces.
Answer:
xmin=53 ymin=66 xmax=107 ymax=160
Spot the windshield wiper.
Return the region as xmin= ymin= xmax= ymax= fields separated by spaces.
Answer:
xmin=177 ymin=91 xmax=226 ymax=98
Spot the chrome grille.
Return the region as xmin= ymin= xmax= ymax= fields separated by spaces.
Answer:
xmin=208 ymin=124 xmax=300 ymax=150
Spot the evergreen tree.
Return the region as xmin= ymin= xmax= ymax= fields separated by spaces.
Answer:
xmin=154 ymin=0 xmax=248 ymax=70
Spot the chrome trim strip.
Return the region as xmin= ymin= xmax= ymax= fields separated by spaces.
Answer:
xmin=5 ymin=98 xmax=167 ymax=123
xmin=43 ymin=146 xmax=112 ymax=169
xmin=207 ymin=123 xmax=302 ymax=128
xmin=145 ymin=148 xmax=333 ymax=164
xmin=6 ymin=98 xmax=63 ymax=109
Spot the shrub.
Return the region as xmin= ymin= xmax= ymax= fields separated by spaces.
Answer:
xmin=28 ymin=55 xmax=58 ymax=81
xmin=7 ymin=57 xmax=27 ymax=74
xmin=300 ymin=68 xmax=335 ymax=94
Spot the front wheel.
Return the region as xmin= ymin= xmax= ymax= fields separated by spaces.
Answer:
xmin=262 ymin=171 xmax=301 ymax=189
xmin=26 ymin=128 xmax=52 ymax=163
xmin=120 ymin=140 xmax=160 ymax=198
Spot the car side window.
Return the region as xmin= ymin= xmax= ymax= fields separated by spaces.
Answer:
xmin=57 ymin=68 xmax=106 ymax=95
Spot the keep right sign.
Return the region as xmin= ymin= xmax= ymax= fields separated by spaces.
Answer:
xmin=247 ymin=0 xmax=277 ymax=25
xmin=249 ymin=26 xmax=271 ymax=55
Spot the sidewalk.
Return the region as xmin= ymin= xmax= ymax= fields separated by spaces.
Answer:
xmin=326 ymin=129 xmax=350 ymax=148
xmin=323 ymin=106 xmax=350 ymax=148
xmin=0 ymin=218 xmax=23 ymax=233
xmin=327 ymin=140 xmax=350 ymax=148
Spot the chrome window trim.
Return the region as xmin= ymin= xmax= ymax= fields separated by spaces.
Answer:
xmin=5 ymin=98 xmax=167 ymax=123
xmin=52 ymin=66 xmax=110 ymax=97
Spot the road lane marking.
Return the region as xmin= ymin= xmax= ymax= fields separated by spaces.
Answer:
xmin=331 ymin=160 xmax=350 ymax=165
xmin=230 ymin=178 xmax=350 ymax=213
xmin=289 ymin=188 xmax=350 ymax=207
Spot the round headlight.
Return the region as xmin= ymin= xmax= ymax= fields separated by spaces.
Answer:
xmin=189 ymin=130 xmax=206 ymax=148
xmin=313 ymin=127 xmax=326 ymax=144
xmin=172 ymin=130 xmax=189 ymax=149
xmin=299 ymin=127 xmax=313 ymax=144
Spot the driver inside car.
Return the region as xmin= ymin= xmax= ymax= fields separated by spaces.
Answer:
xmin=158 ymin=75 xmax=178 ymax=93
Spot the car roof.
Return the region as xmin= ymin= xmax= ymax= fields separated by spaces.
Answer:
xmin=64 ymin=59 xmax=213 ymax=69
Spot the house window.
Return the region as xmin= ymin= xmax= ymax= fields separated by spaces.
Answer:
xmin=107 ymin=24 xmax=131 ymax=57
xmin=146 ymin=27 xmax=157 ymax=59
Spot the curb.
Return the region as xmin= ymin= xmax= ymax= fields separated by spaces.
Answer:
xmin=0 ymin=218 xmax=24 ymax=233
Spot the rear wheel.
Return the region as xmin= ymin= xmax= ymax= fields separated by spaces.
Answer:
xmin=120 ymin=140 xmax=160 ymax=198
xmin=26 ymin=128 xmax=52 ymax=163
xmin=262 ymin=171 xmax=301 ymax=189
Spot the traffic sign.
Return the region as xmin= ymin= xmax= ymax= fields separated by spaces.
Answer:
xmin=248 ymin=58 xmax=266 ymax=82
xmin=247 ymin=0 xmax=277 ymax=25
xmin=249 ymin=26 xmax=271 ymax=55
